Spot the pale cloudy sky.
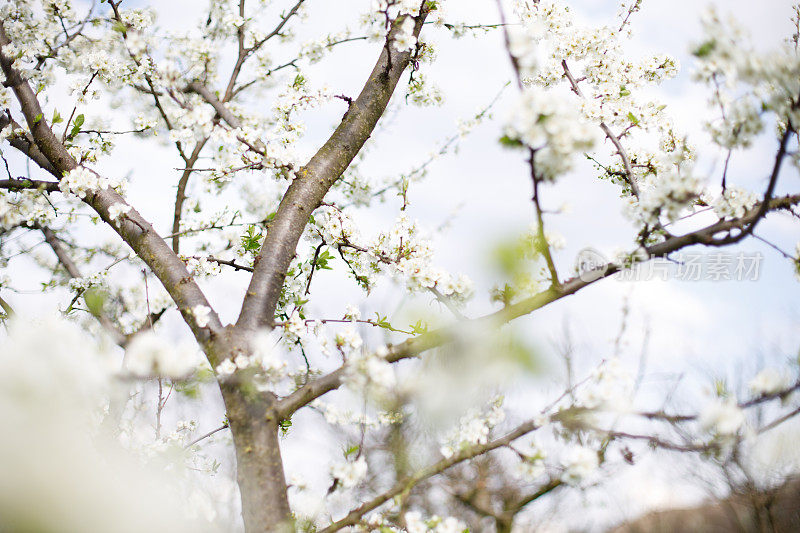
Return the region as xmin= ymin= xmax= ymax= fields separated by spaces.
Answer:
xmin=4 ymin=0 xmax=800 ymax=528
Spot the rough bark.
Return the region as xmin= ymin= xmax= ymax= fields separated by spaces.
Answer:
xmin=222 ymin=382 xmax=291 ymax=533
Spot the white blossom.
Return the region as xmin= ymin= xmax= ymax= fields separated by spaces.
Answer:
xmin=108 ymin=203 xmax=131 ymax=221
xmin=125 ymin=331 xmax=197 ymax=379
xmin=575 ymin=357 xmax=634 ymax=411
xmin=749 ymin=368 xmax=791 ymax=397
xmin=405 ymin=512 xmax=467 ymax=533
xmin=330 ymin=456 xmax=367 ymax=489
xmin=560 ymin=445 xmax=599 ymax=485
xmin=191 ymin=305 xmax=212 ymax=328
xmin=215 ymin=359 xmax=237 ymax=377
xmin=712 ymin=187 xmax=758 ymax=219
xmin=343 ymin=304 xmax=361 ymax=321
xmin=517 ymin=444 xmax=547 ymax=480
xmin=285 ymin=310 xmax=305 ymax=339
xmin=440 ymin=399 xmax=505 ymax=458
xmin=505 ymin=85 xmax=600 ymax=180
xmin=59 ymin=167 xmax=116 ymax=199
xmin=392 ymin=17 xmax=417 ymax=53
xmin=186 ymin=256 xmax=222 ymax=278
xmin=335 ymin=326 xmax=363 ymax=352
xmin=699 ymin=397 xmax=745 ymax=436
xmin=343 ymin=349 xmax=395 ymax=391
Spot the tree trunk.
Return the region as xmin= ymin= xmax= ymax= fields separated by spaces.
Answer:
xmin=221 ymin=381 xmax=291 ymax=533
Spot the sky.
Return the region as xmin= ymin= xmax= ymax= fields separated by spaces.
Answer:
xmin=3 ymin=0 xmax=800 ymax=530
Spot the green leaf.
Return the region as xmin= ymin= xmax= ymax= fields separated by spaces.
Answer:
xmin=51 ymin=109 xmax=63 ymax=124
xmin=619 ymin=86 xmax=631 ymax=97
xmin=83 ymin=287 xmax=107 ymax=317
xmin=499 ymin=134 xmax=524 ymax=148
xmin=344 ymin=444 xmax=359 ymax=458
xmin=174 ymin=380 xmax=201 ymax=399
xmin=373 ymin=312 xmax=392 ymax=330
xmin=241 ymin=225 xmax=264 ymax=253
xmin=68 ymin=114 xmax=85 ymax=139
xmin=409 ymin=319 xmax=428 ymax=336
xmin=314 ymin=249 xmax=334 ymax=271
xmin=627 ymin=112 xmax=639 ymax=126
xmin=692 ymin=39 xmax=716 ymax=58
xmin=33 ymin=113 xmax=43 ymax=124
xmin=713 ymin=378 xmax=728 ymax=398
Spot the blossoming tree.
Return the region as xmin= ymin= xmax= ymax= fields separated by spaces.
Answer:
xmin=1 ymin=0 xmax=799 ymax=532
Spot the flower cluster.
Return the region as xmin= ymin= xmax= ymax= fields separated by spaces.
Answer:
xmin=67 ymin=271 xmax=108 ymax=293
xmin=125 ymin=331 xmax=199 ymax=379
xmin=191 ymin=305 xmax=212 ymax=328
xmin=108 ymin=203 xmax=132 ymax=222
xmin=59 ymin=167 xmax=120 ymax=199
xmin=439 ymin=398 xmax=505 ymax=458
xmin=0 ymin=190 xmax=56 ymax=230
xmin=371 ymin=214 xmax=474 ymax=302
xmin=693 ymin=7 xmax=800 ymax=147
xmin=343 ymin=346 xmax=395 ymax=392
xmin=560 ymin=444 xmax=599 ymax=485
xmin=711 ymin=187 xmax=758 ymax=219
xmin=748 ymin=368 xmax=792 ymax=397
xmin=311 ymin=400 xmax=402 ymax=428
xmin=215 ymin=330 xmax=289 ymax=391
xmin=504 ymin=85 xmax=600 ymax=180
xmin=335 ymin=326 xmax=363 ymax=353
xmin=574 ymin=357 xmax=634 ymax=411
xmin=185 ymin=256 xmax=222 ymax=278
xmin=628 ymin=145 xmax=704 ymax=225
xmin=517 ymin=443 xmax=547 ymax=480
xmin=508 ymin=0 xmax=693 ymax=229
xmin=699 ymin=397 xmax=745 ymax=437
xmin=330 ymin=456 xmax=367 ymax=489
xmin=392 ymin=17 xmax=417 ymax=53
xmin=363 ymin=0 xmax=430 ymax=45
xmin=317 ymin=207 xmax=361 ymax=245
xmin=405 ymin=512 xmax=467 ymax=533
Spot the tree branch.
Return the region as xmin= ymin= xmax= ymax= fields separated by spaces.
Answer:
xmin=0 ymin=293 xmax=15 ymax=318
xmin=318 ymin=418 xmax=542 ymax=533
xmin=561 ymin=60 xmax=641 ymax=198
xmin=223 ymin=0 xmax=307 ymax=102
xmin=0 ymin=22 xmax=223 ymax=351
xmin=184 ymin=422 xmax=230 ymax=449
xmin=276 ymin=192 xmax=800 ymax=417
xmin=0 ymin=178 xmax=60 ymax=192
xmin=236 ymin=11 xmax=430 ymax=330
xmin=39 ymin=225 xmax=127 ymax=345
xmin=172 ymin=137 xmax=210 ymax=253
xmin=709 ymin=124 xmax=793 ymax=245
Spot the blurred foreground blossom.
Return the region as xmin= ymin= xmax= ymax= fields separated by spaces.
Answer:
xmin=0 ymin=315 xmax=223 ymax=532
